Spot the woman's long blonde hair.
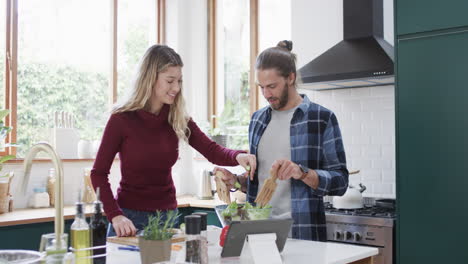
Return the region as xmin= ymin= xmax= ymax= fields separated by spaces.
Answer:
xmin=113 ymin=44 xmax=190 ymax=142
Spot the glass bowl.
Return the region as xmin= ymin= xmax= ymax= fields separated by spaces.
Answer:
xmin=214 ymin=204 xmax=272 ymax=227
xmin=0 ymin=250 xmax=43 ymax=264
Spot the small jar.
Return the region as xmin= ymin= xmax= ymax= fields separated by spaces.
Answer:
xmin=31 ymin=187 xmax=50 ymax=208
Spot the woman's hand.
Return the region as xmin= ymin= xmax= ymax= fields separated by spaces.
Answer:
xmin=112 ymin=215 xmax=137 ymax=237
xmin=235 ymin=153 xmax=257 ymax=180
xmin=213 ymin=167 xmax=237 ymax=189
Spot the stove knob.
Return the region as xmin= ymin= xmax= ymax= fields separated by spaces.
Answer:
xmin=345 ymin=231 xmax=352 ymax=240
xmin=334 ymin=231 xmax=342 ymax=240
xmin=353 ymin=232 xmax=362 ymax=241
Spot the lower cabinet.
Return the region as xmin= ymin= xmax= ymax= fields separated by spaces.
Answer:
xmin=0 ymin=220 xmax=74 ymax=250
xmin=0 ymin=207 xmax=219 ymax=250
xmin=177 ymin=207 xmax=221 ymax=228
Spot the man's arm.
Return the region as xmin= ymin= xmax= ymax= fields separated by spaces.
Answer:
xmin=312 ymin=113 xmax=349 ymax=196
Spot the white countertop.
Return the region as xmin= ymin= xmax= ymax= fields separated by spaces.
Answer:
xmin=106 ymin=239 xmax=378 ymax=264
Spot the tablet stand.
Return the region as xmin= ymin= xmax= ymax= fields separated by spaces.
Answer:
xmin=241 ymin=233 xmax=282 ymax=264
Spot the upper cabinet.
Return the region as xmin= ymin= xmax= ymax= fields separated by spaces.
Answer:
xmin=397 ymin=0 xmax=468 ymax=35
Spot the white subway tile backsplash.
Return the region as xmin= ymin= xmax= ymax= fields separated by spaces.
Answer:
xmin=302 ymin=85 xmax=395 ymax=198
xmin=361 ymin=99 xmax=384 ymax=112
xmin=352 ymin=135 xmax=371 ymax=145
xmin=341 ymin=99 xmax=363 ymax=112
xmin=382 ymin=145 xmax=396 ymax=158
xmin=350 ymin=87 xmax=371 ymax=97
xmin=370 ymin=86 xmax=394 ymax=97
xmin=352 ymin=159 xmax=372 ymax=170
xmin=362 ymin=145 xmax=381 ymax=157
xmin=351 ymin=112 xmax=372 ymax=122
xmin=382 ymin=169 xmax=396 ymax=183
xmin=361 ymin=169 xmax=382 ymax=182
xmin=371 ymin=135 xmax=393 ymax=144
xmin=332 ymin=89 xmax=352 ymax=99
xmin=372 ymin=110 xmax=394 ymax=121
xmin=372 ymin=183 xmax=393 ymax=195
xmin=381 ymin=98 xmax=395 ymax=110
xmin=372 ymin=159 xmax=392 ymax=169
xmin=362 ymin=122 xmax=382 ymax=135
xmin=346 ymin=146 xmax=362 ymax=157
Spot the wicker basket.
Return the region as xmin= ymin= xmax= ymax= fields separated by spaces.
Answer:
xmin=0 ymin=195 xmax=10 ymax=214
xmin=0 ymin=182 xmax=8 ymax=196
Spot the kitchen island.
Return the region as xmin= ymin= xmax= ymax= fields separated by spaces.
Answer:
xmin=106 ymin=238 xmax=378 ymax=264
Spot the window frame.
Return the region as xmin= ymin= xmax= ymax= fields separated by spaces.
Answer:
xmin=2 ymin=0 xmax=165 ymax=159
xmin=207 ymin=0 xmax=259 ymax=129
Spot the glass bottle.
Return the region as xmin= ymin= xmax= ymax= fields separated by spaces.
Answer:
xmin=71 ymin=197 xmax=91 ymax=264
xmin=90 ymin=188 xmax=106 ymax=264
xmin=47 ymin=168 xmax=55 ymax=207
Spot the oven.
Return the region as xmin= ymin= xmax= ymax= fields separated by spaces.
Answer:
xmin=325 ymin=199 xmax=396 ymax=264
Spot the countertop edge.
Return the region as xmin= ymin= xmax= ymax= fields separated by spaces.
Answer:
xmin=0 ymin=195 xmax=224 ymax=227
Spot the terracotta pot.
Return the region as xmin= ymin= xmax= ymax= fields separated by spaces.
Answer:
xmin=138 ymin=236 xmax=171 ymax=264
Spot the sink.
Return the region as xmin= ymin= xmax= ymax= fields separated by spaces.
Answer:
xmin=0 ymin=250 xmax=43 ymax=264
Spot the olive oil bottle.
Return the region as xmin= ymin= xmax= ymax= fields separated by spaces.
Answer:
xmin=71 ymin=195 xmax=91 ymax=264
xmin=90 ymin=188 xmax=107 ymax=264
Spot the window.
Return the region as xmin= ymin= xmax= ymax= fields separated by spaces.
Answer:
xmin=258 ymin=0 xmax=291 ymax=108
xmin=0 ymin=2 xmax=5 ymax=110
xmin=117 ymin=0 xmax=157 ymax=97
xmin=16 ymin=0 xmax=111 ymax=157
xmin=210 ymin=0 xmax=257 ymax=150
xmin=3 ymin=0 xmax=163 ymax=158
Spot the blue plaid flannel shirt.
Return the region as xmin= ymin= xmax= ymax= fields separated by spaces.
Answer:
xmin=247 ymin=94 xmax=349 ymax=241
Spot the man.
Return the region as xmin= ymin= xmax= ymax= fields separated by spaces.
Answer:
xmin=215 ymin=40 xmax=348 ymax=241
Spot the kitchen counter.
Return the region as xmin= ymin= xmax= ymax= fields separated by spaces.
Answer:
xmin=0 ymin=195 xmax=223 ymax=227
xmin=106 ymin=239 xmax=378 ymax=264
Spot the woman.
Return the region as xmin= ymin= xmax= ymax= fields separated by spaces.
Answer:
xmin=91 ymin=44 xmax=256 ymax=237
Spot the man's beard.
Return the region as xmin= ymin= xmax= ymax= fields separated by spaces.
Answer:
xmin=268 ymin=83 xmax=289 ymax=110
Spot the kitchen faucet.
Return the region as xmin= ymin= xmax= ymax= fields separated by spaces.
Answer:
xmin=21 ymin=142 xmax=64 ymax=248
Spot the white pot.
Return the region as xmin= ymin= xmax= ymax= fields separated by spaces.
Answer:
xmin=333 ymin=183 xmax=367 ymax=209
xmin=77 ymin=140 xmax=93 ymax=159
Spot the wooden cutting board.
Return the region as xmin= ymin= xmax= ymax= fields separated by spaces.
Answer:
xmin=107 ymin=235 xmax=186 ymax=246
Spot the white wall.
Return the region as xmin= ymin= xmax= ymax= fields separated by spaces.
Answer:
xmin=4 ymin=161 xmax=121 ymax=209
xmin=292 ymin=0 xmax=395 ymax=198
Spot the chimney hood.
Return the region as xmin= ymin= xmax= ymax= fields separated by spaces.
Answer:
xmin=299 ymin=0 xmax=394 ymax=90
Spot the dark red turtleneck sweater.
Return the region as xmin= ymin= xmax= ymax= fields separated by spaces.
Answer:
xmin=91 ymin=105 xmax=242 ymax=221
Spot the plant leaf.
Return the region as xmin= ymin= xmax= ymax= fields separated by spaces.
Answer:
xmin=0 ymin=110 xmax=10 ymax=120
xmin=0 ymin=155 xmax=15 ymax=164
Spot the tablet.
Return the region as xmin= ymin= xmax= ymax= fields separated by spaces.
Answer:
xmin=220 ymin=218 xmax=293 ymax=258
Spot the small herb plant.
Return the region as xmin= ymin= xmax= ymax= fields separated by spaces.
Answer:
xmin=0 ymin=110 xmax=17 ymax=178
xmin=142 ymin=210 xmax=179 ymax=241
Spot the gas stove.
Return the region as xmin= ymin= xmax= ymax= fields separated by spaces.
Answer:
xmin=325 ymin=203 xmax=395 ymax=218
xmin=324 ymin=199 xmax=396 ymax=264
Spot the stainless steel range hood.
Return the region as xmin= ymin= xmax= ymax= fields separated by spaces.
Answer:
xmin=299 ymin=0 xmax=394 ymax=90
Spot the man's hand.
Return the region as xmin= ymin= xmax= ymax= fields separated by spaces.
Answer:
xmin=235 ymin=153 xmax=257 ymax=180
xmin=213 ymin=167 xmax=237 ymax=189
xmin=112 ymin=215 xmax=137 ymax=237
xmin=271 ymin=159 xmax=303 ymax=180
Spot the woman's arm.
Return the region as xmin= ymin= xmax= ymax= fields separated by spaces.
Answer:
xmin=188 ymin=119 xmax=245 ymax=166
xmin=90 ymin=114 xmax=125 ymax=222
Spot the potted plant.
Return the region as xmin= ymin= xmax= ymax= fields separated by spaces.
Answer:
xmin=0 ymin=109 xmax=17 ymax=214
xmin=208 ymin=116 xmax=228 ymax=147
xmin=138 ymin=210 xmax=179 ymax=264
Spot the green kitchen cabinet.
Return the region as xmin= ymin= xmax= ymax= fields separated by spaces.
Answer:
xmin=396 ymin=4 xmax=468 ymax=263
xmin=177 ymin=207 xmax=221 ymax=228
xmin=396 ymin=0 xmax=468 ymax=35
xmin=0 ymin=220 xmax=74 ymax=250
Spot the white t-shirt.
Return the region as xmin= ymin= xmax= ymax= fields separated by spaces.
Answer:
xmin=257 ymin=106 xmax=297 ymax=220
